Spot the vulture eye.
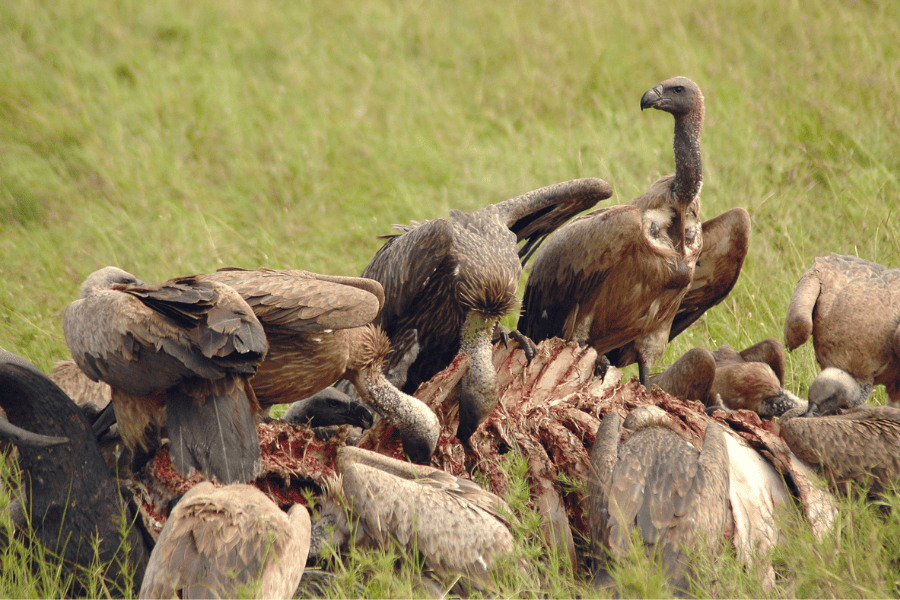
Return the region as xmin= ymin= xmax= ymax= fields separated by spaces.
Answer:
xmin=649 ymin=222 xmax=660 ymax=238
xmin=673 ymin=86 xmax=684 ymax=93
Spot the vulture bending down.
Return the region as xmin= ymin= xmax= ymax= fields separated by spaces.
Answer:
xmin=313 ymin=446 xmax=515 ymax=592
xmin=652 ymin=338 xmax=803 ymax=417
xmin=63 ymin=267 xmax=267 ymax=484
xmin=0 ymin=350 xmax=151 ymax=595
xmin=200 ymin=268 xmax=439 ymax=464
xmin=778 ymin=404 xmax=900 ymax=498
xmin=362 ymin=178 xmax=614 ymax=443
xmin=521 ymin=77 xmax=750 ymax=388
xmin=586 ymin=406 xmax=730 ymax=594
xmin=140 ymin=482 xmax=312 ymax=599
xmin=784 ymin=253 xmax=900 ymax=413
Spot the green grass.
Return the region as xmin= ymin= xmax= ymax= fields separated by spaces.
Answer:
xmin=1 ymin=0 xmax=899 ymax=596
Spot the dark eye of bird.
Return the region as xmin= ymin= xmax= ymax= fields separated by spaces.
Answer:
xmin=650 ymin=222 xmax=660 ymax=238
xmin=673 ymin=86 xmax=683 ymax=93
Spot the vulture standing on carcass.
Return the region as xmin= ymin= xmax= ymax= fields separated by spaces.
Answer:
xmin=361 ymin=178 xmax=614 ymax=443
xmin=784 ymin=253 xmax=900 ymax=413
xmin=521 ymin=76 xmax=751 ymax=388
xmin=652 ymin=338 xmax=803 ymax=417
xmin=313 ymin=446 xmax=515 ymax=592
xmin=0 ymin=349 xmax=151 ymax=595
xmin=586 ymin=405 xmax=730 ymax=594
xmin=63 ymin=267 xmax=268 ymax=484
xmin=140 ymin=481 xmax=312 ymax=599
xmin=200 ymin=268 xmax=439 ymax=464
xmin=778 ymin=402 xmax=900 ymax=498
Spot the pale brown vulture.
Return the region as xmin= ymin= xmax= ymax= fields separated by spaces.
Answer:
xmin=784 ymin=253 xmax=900 ymax=413
xmin=200 ymin=268 xmax=439 ymax=463
xmin=361 ymin=178 xmax=614 ymax=443
xmin=521 ymin=77 xmax=750 ymax=388
xmin=140 ymin=481 xmax=311 ymax=599
xmin=63 ymin=267 xmax=267 ymax=484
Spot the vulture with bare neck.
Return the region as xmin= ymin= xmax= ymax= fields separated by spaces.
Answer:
xmin=362 ymin=178 xmax=614 ymax=443
xmin=784 ymin=253 xmax=900 ymax=413
xmin=521 ymin=77 xmax=750 ymax=387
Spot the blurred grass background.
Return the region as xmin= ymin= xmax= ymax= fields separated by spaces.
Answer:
xmin=1 ymin=0 xmax=899 ymax=596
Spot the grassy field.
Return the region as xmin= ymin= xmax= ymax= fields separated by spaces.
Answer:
xmin=1 ymin=0 xmax=899 ymax=596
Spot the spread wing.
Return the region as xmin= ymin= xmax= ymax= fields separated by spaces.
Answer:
xmin=491 ymin=178 xmax=614 ymax=264
xmin=669 ymin=207 xmax=751 ymax=340
xmin=520 ymin=205 xmax=644 ymax=344
xmin=207 ymin=268 xmax=384 ymax=333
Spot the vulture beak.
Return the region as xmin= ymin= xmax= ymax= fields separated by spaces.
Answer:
xmin=640 ymin=84 xmax=663 ymax=111
xmin=0 ymin=416 xmax=69 ymax=447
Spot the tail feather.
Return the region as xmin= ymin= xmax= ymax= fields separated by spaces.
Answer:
xmin=167 ymin=376 xmax=260 ymax=484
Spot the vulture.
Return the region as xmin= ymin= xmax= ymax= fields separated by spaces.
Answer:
xmin=140 ymin=481 xmax=312 ymax=599
xmin=0 ymin=349 xmax=151 ymax=595
xmin=313 ymin=446 xmax=515 ymax=591
xmin=521 ymin=76 xmax=751 ymax=387
xmin=586 ymin=406 xmax=730 ymax=594
xmin=63 ymin=267 xmax=267 ymax=484
xmin=652 ymin=338 xmax=803 ymax=417
xmin=280 ymin=387 xmax=374 ymax=429
xmin=778 ymin=404 xmax=900 ymax=498
xmin=784 ymin=253 xmax=900 ymax=413
xmin=199 ymin=268 xmax=439 ymax=464
xmin=361 ymin=178 xmax=614 ymax=443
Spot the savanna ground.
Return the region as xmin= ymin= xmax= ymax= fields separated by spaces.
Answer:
xmin=1 ymin=0 xmax=899 ymax=597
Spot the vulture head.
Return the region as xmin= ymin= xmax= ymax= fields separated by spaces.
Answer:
xmin=640 ymin=75 xmax=705 ymax=118
xmin=806 ymin=367 xmax=871 ymax=416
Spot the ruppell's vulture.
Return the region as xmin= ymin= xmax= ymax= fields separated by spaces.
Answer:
xmin=313 ymin=446 xmax=515 ymax=592
xmin=0 ymin=349 xmax=151 ymax=595
xmin=200 ymin=268 xmax=439 ymax=463
xmin=521 ymin=77 xmax=750 ymax=388
xmin=63 ymin=267 xmax=267 ymax=484
xmin=362 ymin=178 xmax=614 ymax=444
xmin=140 ymin=481 xmax=311 ymax=599
xmin=784 ymin=253 xmax=900 ymax=414
xmin=586 ymin=406 xmax=730 ymax=594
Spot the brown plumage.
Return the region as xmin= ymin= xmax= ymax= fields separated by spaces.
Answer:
xmin=522 ymin=77 xmax=750 ymax=387
xmin=587 ymin=406 xmax=730 ymax=593
xmin=63 ymin=267 xmax=267 ymax=484
xmin=362 ymin=178 xmax=614 ymax=444
xmin=784 ymin=253 xmax=900 ymax=414
xmin=779 ymin=405 xmax=900 ymax=497
xmin=50 ymin=359 xmax=112 ymax=415
xmin=652 ymin=339 xmax=802 ymax=417
xmin=314 ymin=446 xmax=515 ymax=591
xmin=140 ymin=481 xmax=311 ymax=599
xmin=200 ymin=268 xmax=439 ymax=463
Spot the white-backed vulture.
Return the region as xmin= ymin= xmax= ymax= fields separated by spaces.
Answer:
xmin=0 ymin=349 xmax=151 ymax=595
xmin=522 ymin=77 xmax=750 ymax=388
xmin=63 ymin=267 xmax=267 ymax=484
xmin=778 ymin=404 xmax=900 ymax=497
xmin=200 ymin=268 xmax=439 ymax=463
xmin=586 ymin=406 xmax=730 ymax=593
xmin=784 ymin=253 xmax=900 ymax=413
xmin=361 ymin=178 xmax=614 ymax=444
xmin=140 ymin=481 xmax=311 ymax=599
xmin=314 ymin=446 xmax=515 ymax=591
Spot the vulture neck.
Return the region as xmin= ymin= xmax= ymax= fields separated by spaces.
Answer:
xmin=671 ymin=108 xmax=703 ymax=204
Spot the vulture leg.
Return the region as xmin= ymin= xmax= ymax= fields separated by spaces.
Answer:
xmin=638 ymin=361 xmax=651 ymax=389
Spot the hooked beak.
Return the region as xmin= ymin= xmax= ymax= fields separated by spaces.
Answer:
xmin=640 ymin=84 xmax=663 ymax=111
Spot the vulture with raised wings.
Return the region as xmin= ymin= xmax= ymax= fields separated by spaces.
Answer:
xmin=140 ymin=481 xmax=311 ymax=599
xmin=313 ymin=445 xmax=515 ymax=591
xmin=521 ymin=77 xmax=750 ymax=387
xmin=587 ymin=406 xmax=730 ymax=593
xmin=201 ymin=268 xmax=439 ymax=463
xmin=362 ymin=178 xmax=614 ymax=443
xmin=63 ymin=267 xmax=267 ymax=484
xmin=784 ymin=253 xmax=900 ymax=413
